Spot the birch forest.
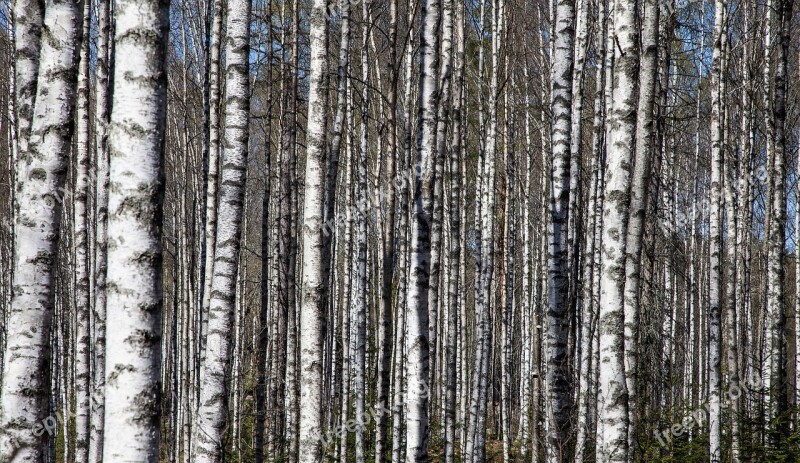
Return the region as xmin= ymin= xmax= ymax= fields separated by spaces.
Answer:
xmin=3 ymin=0 xmax=800 ymax=460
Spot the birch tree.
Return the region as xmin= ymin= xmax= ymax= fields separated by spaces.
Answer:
xmin=0 ymin=0 xmax=80 ymax=460
xmin=406 ymin=0 xmax=440 ymax=457
xmin=766 ymin=0 xmax=791 ymax=444
xmin=11 ymin=0 xmax=42 ymax=157
xmin=595 ymin=0 xmax=638 ymax=459
xmin=443 ymin=0 xmax=462 ymax=459
xmin=90 ymin=1 xmax=113 ymax=461
xmin=74 ymin=0 xmax=93 ymax=459
xmin=297 ymin=0 xmax=329 ymax=459
xmin=623 ymin=0 xmax=659 ymax=452
xmin=0 ymin=0 xmax=798 ymax=460
xmin=192 ymin=0 xmax=251 ymax=459
xmin=546 ymin=0 xmax=575 ymax=457
xmin=353 ymin=2 xmax=370 ymax=461
xmin=707 ymin=0 xmax=727 ymax=458
xmin=102 ymin=0 xmax=169 ymax=460
xmin=201 ymin=0 xmax=223 ymax=319
xmin=375 ymin=0 xmax=396 ymax=458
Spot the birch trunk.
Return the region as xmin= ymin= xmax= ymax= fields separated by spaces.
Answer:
xmin=74 ymin=1 xmax=93 ymax=460
xmin=192 ymin=0 xmax=251 ymax=459
xmin=298 ymin=0 xmax=329 ymax=459
xmin=707 ymin=0 xmax=727 ymax=458
xmin=595 ymin=0 xmax=638 ymax=459
xmin=546 ymin=0 xmax=575 ymax=457
xmin=622 ymin=0 xmax=659 ymax=454
xmin=466 ymin=0 xmax=489 ymax=456
xmin=405 ymin=0 xmax=440 ymax=457
xmin=567 ymin=0 xmax=588 ymax=317
xmin=0 ymin=0 xmax=80 ymax=460
xmin=90 ymin=1 xmax=112 ymax=462
xmin=444 ymin=0 xmax=463 ymax=460
xmin=354 ymin=2 xmax=370 ymax=459
xmin=102 ymin=0 xmax=169 ymax=459
xmin=201 ymin=0 xmax=223 ymax=322
xmin=501 ymin=90 xmax=514 ymax=463
xmin=519 ymin=66 xmax=534 ymax=463
xmin=575 ymin=12 xmax=606 ymax=459
xmin=467 ymin=0 xmax=504 ymax=458
xmin=282 ymin=1 xmax=301 ymax=458
xmin=338 ymin=121 xmax=354 ymax=463
xmin=11 ymin=0 xmax=42 ymax=156
xmin=256 ymin=2 xmax=274 ymax=460
xmin=733 ymin=8 xmax=753 ymax=459
xmin=766 ymin=0 xmax=790 ymax=444
xmin=427 ymin=0 xmax=454 ymax=410
xmin=375 ymin=0 xmax=396 ymax=458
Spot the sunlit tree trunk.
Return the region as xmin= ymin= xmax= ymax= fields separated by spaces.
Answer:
xmin=200 ymin=0 xmax=223 ymax=326
xmin=595 ymin=0 xmax=638 ymax=459
xmin=575 ymin=11 xmax=606 ymax=459
xmin=192 ymin=0 xmax=251 ymax=459
xmin=405 ymin=0 xmax=440 ymax=456
xmin=707 ymin=0 xmax=727 ymax=458
xmin=622 ymin=0 xmax=659 ymax=454
xmin=353 ymin=2 xmax=370 ymax=460
xmin=102 ymin=0 xmax=169 ymax=459
xmin=11 ymin=0 xmax=42 ymax=157
xmin=89 ymin=1 xmax=113 ymax=462
xmin=443 ymin=0 xmax=462 ymax=460
xmin=73 ymin=1 xmax=93 ymax=460
xmin=0 ymin=0 xmax=80 ymax=460
xmin=297 ymin=0 xmax=329 ymax=459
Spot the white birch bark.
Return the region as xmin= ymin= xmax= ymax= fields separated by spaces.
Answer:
xmin=567 ymin=0 xmax=588 ymax=314
xmin=375 ymin=0 xmax=397 ymax=458
xmin=724 ymin=129 xmax=741 ymax=462
xmin=282 ymin=2 xmax=301 ymax=458
xmin=427 ymin=0 xmax=453 ymax=407
xmin=622 ymin=0 xmax=659 ymax=453
xmin=463 ymin=1 xmax=488 ymax=454
xmin=11 ymin=0 xmax=42 ymax=156
xmin=467 ymin=1 xmax=504 ymax=459
xmin=766 ymin=0 xmax=790 ymax=442
xmin=392 ymin=33 xmax=416 ymax=462
xmin=0 ymin=0 xmax=80 ymax=460
xmin=74 ymin=1 xmax=93 ymax=460
xmin=500 ymin=84 xmax=514 ymax=463
xmin=750 ymin=5 xmax=773 ymax=431
xmin=338 ymin=122 xmax=354 ymax=463
xmin=201 ymin=0 xmax=223 ymax=320
xmin=707 ymin=0 xmax=727 ymax=458
xmin=90 ymin=1 xmax=112 ymax=462
xmin=192 ymin=0 xmax=251 ymax=459
xmin=298 ymin=0 xmax=329 ymax=459
xmin=405 ymin=0 xmax=440 ymax=456
xmin=575 ymin=14 xmax=606 ymax=459
xmin=443 ymin=0 xmax=463 ymax=460
xmin=256 ymin=1 xmax=275 ymax=460
xmin=102 ymin=0 xmax=169 ymax=460
xmin=595 ymin=0 xmax=637 ymax=459
xmin=732 ymin=9 xmax=752 ymax=459
xmin=354 ymin=2 xmax=370 ymax=459
xmin=546 ymin=0 xmax=575 ymax=457
xmin=519 ymin=67 xmax=534 ymax=463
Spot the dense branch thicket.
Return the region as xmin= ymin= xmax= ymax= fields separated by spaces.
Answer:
xmin=1 ymin=0 xmax=800 ymax=461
